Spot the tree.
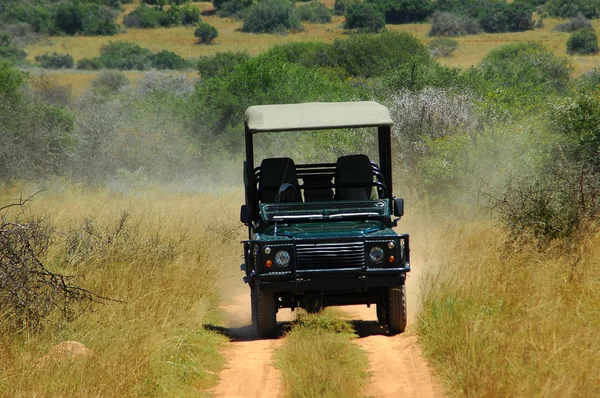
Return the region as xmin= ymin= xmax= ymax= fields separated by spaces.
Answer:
xmin=194 ymin=22 xmax=219 ymax=44
xmin=242 ymin=0 xmax=303 ymax=34
xmin=567 ymin=29 xmax=599 ymax=55
xmin=343 ymin=3 xmax=385 ymax=33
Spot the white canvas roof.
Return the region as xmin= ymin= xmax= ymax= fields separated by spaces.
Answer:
xmin=245 ymin=101 xmax=393 ymax=133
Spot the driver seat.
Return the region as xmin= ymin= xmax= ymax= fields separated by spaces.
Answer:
xmin=259 ymin=157 xmax=302 ymax=203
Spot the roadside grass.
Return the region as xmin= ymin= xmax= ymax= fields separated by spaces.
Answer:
xmin=417 ymin=218 xmax=600 ymax=397
xmin=0 ymin=184 xmax=244 ymax=396
xmin=275 ymin=309 xmax=369 ymax=398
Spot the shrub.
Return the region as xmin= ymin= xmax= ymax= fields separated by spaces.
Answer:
xmin=213 ymin=0 xmax=253 ymax=18
xmin=332 ymin=32 xmax=430 ymax=77
xmin=0 ymin=45 xmax=27 ymax=63
xmin=54 ymin=3 xmax=118 ymax=36
xmin=0 ymin=5 xmax=53 ymax=34
xmin=479 ymin=2 xmax=534 ymax=33
xmin=0 ymin=60 xmax=26 ymax=97
xmin=296 ymin=2 xmax=332 ymax=24
xmin=181 ymin=4 xmax=201 ymax=25
xmin=34 ymin=52 xmax=74 ymax=69
xmin=99 ymin=41 xmax=154 ymax=70
xmin=162 ymin=4 xmax=183 ymax=26
xmin=334 ymin=0 xmax=356 ymax=16
xmin=262 ymin=41 xmax=335 ymax=69
xmin=566 ymin=28 xmax=599 ymax=55
xmin=546 ymin=0 xmax=600 ymax=19
xmin=92 ymin=70 xmax=130 ymax=93
xmin=150 ymin=50 xmax=189 ymax=69
xmin=480 ymin=43 xmax=572 ymax=97
xmin=194 ymin=22 xmax=218 ymax=43
xmin=428 ymin=11 xmax=481 ymax=37
xmin=242 ymin=0 xmax=303 ymax=34
xmin=76 ymin=57 xmax=103 ymax=70
xmin=367 ymin=0 xmax=433 ymax=24
xmin=123 ymin=4 xmax=165 ymax=28
xmin=554 ymin=12 xmax=592 ymax=32
xmin=343 ymin=3 xmax=385 ymax=33
xmin=428 ymin=37 xmax=458 ymax=57
xmin=197 ymin=51 xmax=250 ymax=78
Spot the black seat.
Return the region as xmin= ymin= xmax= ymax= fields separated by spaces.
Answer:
xmin=303 ymin=175 xmax=334 ymax=202
xmin=335 ymin=154 xmax=376 ymax=200
xmin=259 ymin=158 xmax=302 ymax=203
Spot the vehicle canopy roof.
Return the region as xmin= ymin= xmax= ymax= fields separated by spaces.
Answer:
xmin=245 ymin=101 xmax=393 ymax=133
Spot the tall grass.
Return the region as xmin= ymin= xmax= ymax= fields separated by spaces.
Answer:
xmin=275 ymin=310 xmax=369 ymax=398
xmin=418 ymin=218 xmax=600 ymax=397
xmin=0 ymin=184 xmax=244 ymax=396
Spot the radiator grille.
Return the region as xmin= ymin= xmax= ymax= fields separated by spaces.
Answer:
xmin=296 ymin=241 xmax=365 ymax=269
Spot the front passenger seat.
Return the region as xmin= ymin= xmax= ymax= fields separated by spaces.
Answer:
xmin=335 ymin=154 xmax=376 ymax=200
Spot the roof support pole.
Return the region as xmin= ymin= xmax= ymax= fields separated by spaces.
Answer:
xmin=378 ymin=126 xmax=393 ymax=199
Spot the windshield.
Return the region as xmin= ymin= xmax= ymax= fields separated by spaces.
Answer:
xmin=260 ymin=199 xmax=390 ymax=222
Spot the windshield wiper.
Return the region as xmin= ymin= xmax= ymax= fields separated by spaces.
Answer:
xmin=272 ymin=214 xmax=324 ymax=221
xmin=328 ymin=212 xmax=380 ymax=219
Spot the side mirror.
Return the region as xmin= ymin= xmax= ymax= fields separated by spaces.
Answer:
xmin=240 ymin=204 xmax=253 ymax=224
xmin=393 ymin=198 xmax=404 ymax=218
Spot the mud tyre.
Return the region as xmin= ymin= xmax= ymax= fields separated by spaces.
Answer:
xmin=250 ymin=287 xmax=258 ymax=327
xmin=256 ymin=289 xmax=277 ymax=338
xmin=386 ymin=285 xmax=407 ymax=334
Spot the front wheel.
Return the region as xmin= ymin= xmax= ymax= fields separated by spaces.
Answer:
xmin=256 ymin=289 xmax=277 ymax=338
xmin=376 ymin=302 xmax=387 ymax=324
xmin=386 ymin=285 xmax=407 ymax=334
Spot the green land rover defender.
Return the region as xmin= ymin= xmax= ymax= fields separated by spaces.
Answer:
xmin=240 ymin=101 xmax=410 ymax=338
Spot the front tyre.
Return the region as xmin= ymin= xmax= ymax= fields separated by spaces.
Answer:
xmin=256 ymin=289 xmax=277 ymax=338
xmin=387 ymin=285 xmax=407 ymax=334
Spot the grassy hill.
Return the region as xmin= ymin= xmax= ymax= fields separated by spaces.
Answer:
xmin=23 ymin=1 xmax=600 ymax=95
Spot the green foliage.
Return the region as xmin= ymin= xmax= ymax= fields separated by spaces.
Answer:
xmin=150 ymin=50 xmax=189 ymax=69
xmin=197 ymin=51 xmax=250 ymax=78
xmin=566 ymin=29 xmax=599 ymax=55
xmin=428 ymin=11 xmax=481 ymax=37
xmin=553 ymin=12 xmax=592 ymax=32
xmin=546 ymin=0 xmax=600 ymax=19
xmin=0 ymin=6 xmax=53 ymax=34
xmin=428 ymin=37 xmax=458 ymax=57
xmin=242 ymin=0 xmax=303 ymax=34
xmin=261 ymin=41 xmax=335 ymax=69
xmin=0 ymin=61 xmax=26 ymax=98
xmin=194 ymin=22 xmax=219 ymax=44
xmin=332 ymin=32 xmax=430 ymax=77
xmin=432 ymin=0 xmax=505 ymax=18
xmin=76 ymin=57 xmax=103 ymax=70
xmin=181 ymin=4 xmax=201 ymax=25
xmin=343 ymin=3 xmax=385 ymax=33
xmin=91 ymin=70 xmax=130 ymax=93
xmin=53 ymin=3 xmax=119 ymax=36
xmin=480 ymin=43 xmax=572 ymax=105
xmin=0 ymin=45 xmax=27 ymax=64
xmin=99 ymin=41 xmax=154 ymax=70
xmin=35 ymin=52 xmax=74 ymax=69
xmin=213 ymin=0 xmax=253 ymax=18
xmin=551 ymin=91 xmax=600 ymax=169
xmin=479 ymin=2 xmax=533 ymax=33
xmin=367 ymin=0 xmax=433 ymax=24
xmin=295 ymin=2 xmax=332 ymax=24
xmin=334 ymin=0 xmax=356 ymax=16
xmin=123 ymin=4 xmax=183 ymax=28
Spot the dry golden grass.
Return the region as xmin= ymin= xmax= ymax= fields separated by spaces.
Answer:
xmin=0 ymin=184 xmax=246 ymax=396
xmin=417 ymin=217 xmax=600 ymax=397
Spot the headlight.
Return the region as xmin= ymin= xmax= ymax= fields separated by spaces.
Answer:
xmin=369 ymin=246 xmax=384 ymax=263
xmin=274 ymin=250 xmax=290 ymax=267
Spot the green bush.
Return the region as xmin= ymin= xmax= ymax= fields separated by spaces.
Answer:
xmin=332 ymin=32 xmax=430 ymax=77
xmin=162 ymin=4 xmax=183 ymax=26
xmin=567 ymin=28 xmax=599 ymax=55
xmin=35 ymin=52 xmax=74 ymax=69
xmin=428 ymin=37 xmax=458 ymax=57
xmin=333 ymin=0 xmax=356 ymax=16
xmin=197 ymin=51 xmax=250 ymax=78
xmin=54 ymin=3 xmax=119 ymax=36
xmin=428 ymin=11 xmax=481 ymax=37
xmin=213 ymin=0 xmax=253 ymax=18
xmin=194 ymin=22 xmax=219 ymax=44
xmin=553 ymin=12 xmax=592 ymax=32
xmin=99 ymin=41 xmax=154 ymax=70
xmin=76 ymin=57 xmax=104 ymax=70
xmin=479 ymin=2 xmax=534 ymax=33
xmin=367 ymin=0 xmax=433 ymax=24
xmin=123 ymin=5 xmax=166 ymax=28
xmin=150 ymin=50 xmax=189 ymax=69
xmin=0 ymin=6 xmax=53 ymax=34
xmin=546 ymin=0 xmax=600 ymax=19
xmin=242 ymin=0 xmax=303 ymax=34
xmin=0 ymin=60 xmax=26 ymax=98
xmin=0 ymin=46 xmax=27 ymax=63
xmin=92 ymin=70 xmax=130 ymax=93
xmin=296 ymin=2 xmax=332 ymax=24
xmin=261 ymin=41 xmax=335 ymax=69
xmin=181 ymin=4 xmax=201 ymax=25
xmin=343 ymin=3 xmax=385 ymax=33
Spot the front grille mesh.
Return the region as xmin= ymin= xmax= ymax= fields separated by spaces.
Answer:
xmin=296 ymin=241 xmax=365 ymax=269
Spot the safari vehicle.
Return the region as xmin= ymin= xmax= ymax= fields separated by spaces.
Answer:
xmin=240 ymin=101 xmax=410 ymax=338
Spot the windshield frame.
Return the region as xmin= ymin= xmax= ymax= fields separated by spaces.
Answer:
xmin=260 ymin=199 xmax=391 ymax=223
